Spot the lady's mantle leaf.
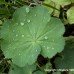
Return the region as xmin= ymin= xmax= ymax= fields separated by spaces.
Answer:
xmin=34 ymin=71 xmax=45 ymax=74
xmin=69 ymin=71 xmax=74 ymax=74
xmin=1 ymin=5 xmax=51 ymax=67
xmin=1 ymin=5 xmax=65 ymax=67
xmin=40 ymin=17 xmax=65 ymax=58
xmin=52 ymin=72 xmax=61 ymax=74
xmin=9 ymin=64 xmax=36 ymax=74
xmin=67 ymin=6 xmax=74 ymax=24
xmin=55 ymin=36 xmax=74 ymax=69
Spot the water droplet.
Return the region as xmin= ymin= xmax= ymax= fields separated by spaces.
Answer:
xmin=36 ymin=50 xmax=37 ymax=52
xmin=47 ymin=47 xmax=49 ymax=49
xmin=26 ymin=7 xmax=29 ymax=13
xmin=21 ymin=22 xmax=24 ymax=26
xmin=43 ymin=46 xmax=45 ymax=47
xmin=24 ymin=19 xmax=25 ymax=21
xmin=22 ymin=34 xmax=24 ymax=37
xmin=12 ymin=60 xmax=13 ymax=62
xmin=16 ymin=34 xmax=18 ymax=37
xmin=52 ymin=47 xmax=54 ymax=49
xmin=8 ymin=26 xmax=9 ymax=28
xmin=32 ymin=55 xmax=34 ymax=57
xmin=44 ymin=36 xmax=48 ymax=39
xmin=35 ymin=14 xmax=37 ymax=16
xmin=6 ymin=51 xmax=8 ymax=53
xmin=44 ymin=17 xmax=45 ymax=19
xmin=13 ymin=38 xmax=14 ymax=40
xmin=27 ymin=19 xmax=30 ymax=23
xmin=13 ymin=30 xmax=15 ymax=32
xmin=19 ymin=54 xmax=21 ymax=55
xmin=48 ymin=11 xmax=50 ymax=13
xmin=52 ymin=40 xmax=54 ymax=42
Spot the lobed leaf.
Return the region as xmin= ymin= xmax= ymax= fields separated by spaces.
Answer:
xmin=34 ymin=71 xmax=45 ymax=74
xmin=51 ymin=0 xmax=71 ymax=6
xmin=9 ymin=64 xmax=36 ymax=74
xmin=69 ymin=71 xmax=74 ymax=74
xmin=40 ymin=17 xmax=65 ymax=58
xmin=55 ymin=36 xmax=74 ymax=69
xmin=52 ymin=72 xmax=61 ymax=74
xmin=67 ymin=6 xmax=74 ymax=24
xmin=1 ymin=5 xmax=65 ymax=67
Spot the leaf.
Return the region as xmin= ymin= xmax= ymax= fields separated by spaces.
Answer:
xmin=55 ymin=36 xmax=74 ymax=69
xmin=69 ymin=71 xmax=74 ymax=74
xmin=52 ymin=72 xmax=61 ymax=74
xmin=0 ymin=8 xmax=10 ymax=15
xmin=1 ymin=5 xmax=51 ymax=67
xmin=40 ymin=17 xmax=65 ymax=58
xmin=1 ymin=5 xmax=65 ymax=67
xmin=67 ymin=6 xmax=74 ymax=24
xmin=71 ymin=0 xmax=74 ymax=3
xmin=53 ymin=4 xmax=60 ymax=17
xmin=9 ymin=64 xmax=36 ymax=74
xmin=43 ymin=0 xmax=60 ymax=17
xmin=34 ymin=71 xmax=45 ymax=74
xmin=44 ymin=0 xmax=51 ymax=4
xmin=51 ymin=0 xmax=71 ymax=6
xmin=43 ymin=62 xmax=52 ymax=69
xmin=0 ymin=20 xmax=2 ymax=25
xmin=43 ymin=1 xmax=55 ymax=14
xmin=0 ymin=0 xmax=6 ymax=4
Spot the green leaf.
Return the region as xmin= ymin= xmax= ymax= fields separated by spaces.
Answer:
xmin=51 ymin=0 xmax=71 ymax=6
xmin=0 ymin=20 xmax=2 ymax=25
xmin=52 ymin=72 xmax=61 ymax=74
xmin=55 ymin=36 xmax=74 ymax=69
xmin=67 ymin=6 xmax=74 ymax=24
xmin=43 ymin=62 xmax=52 ymax=69
xmin=9 ymin=64 xmax=36 ymax=74
xmin=71 ymin=0 xmax=74 ymax=3
xmin=40 ymin=17 xmax=65 ymax=58
xmin=69 ymin=71 xmax=74 ymax=74
xmin=1 ymin=5 xmax=51 ymax=67
xmin=43 ymin=1 xmax=55 ymax=14
xmin=1 ymin=5 xmax=65 ymax=67
xmin=34 ymin=71 xmax=45 ymax=74
xmin=53 ymin=4 xmax=60 ymax=17
xmin=44 ymin=0 xmax=51 ymax=4
xmin=0 ymin=0 xmax=5 ymax=4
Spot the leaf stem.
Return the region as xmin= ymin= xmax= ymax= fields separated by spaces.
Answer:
xmin=43 ymin=3 xmax=60 ymax=11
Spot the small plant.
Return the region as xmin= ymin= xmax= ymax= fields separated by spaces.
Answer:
xmin=0 ymin=0 xmax=74 ymax=74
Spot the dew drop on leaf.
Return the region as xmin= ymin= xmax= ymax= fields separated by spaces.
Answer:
xmin=47 ymin=47 xmax=49 ymax=49
xmin=16 ymin=34 xmax=18 ymax=37
xmin=27 ymin=19 xmax=31 ymax=23
xmin=13 ymin=38 xmax=14 ymax=40
xmin=21 ymin=22 xmax=24 ymax=26
xmin=26 ymin=7 xmax=29 ymax=13
xmin=19 ymin=54 xmax=21 ymax=55
xmin=15 ymin=23 xmax=18 ymax=25
xmin=13 ymin=30 xmax=15 ymax=32
xmin=36 ymin=50 xmax=37 ymax=52
xmin=35 ymin=14 xmax=37 ymax=16
xmin=44 ymin=36 xmax=48 ymax=39
xmin=43 ymin=46 xmax=45 ymax=47
xmin=22 ymin=34 xmax=24 ymax=37
xmin=52 ymin=40 xmax=55 ymax=42
xmin=52 ymin=47 xmax=54 ymax=49
xmin=24 ymin=19 xmax=25 ymax=21
xmin=44 ymin=17 xmax=45 ymax=19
